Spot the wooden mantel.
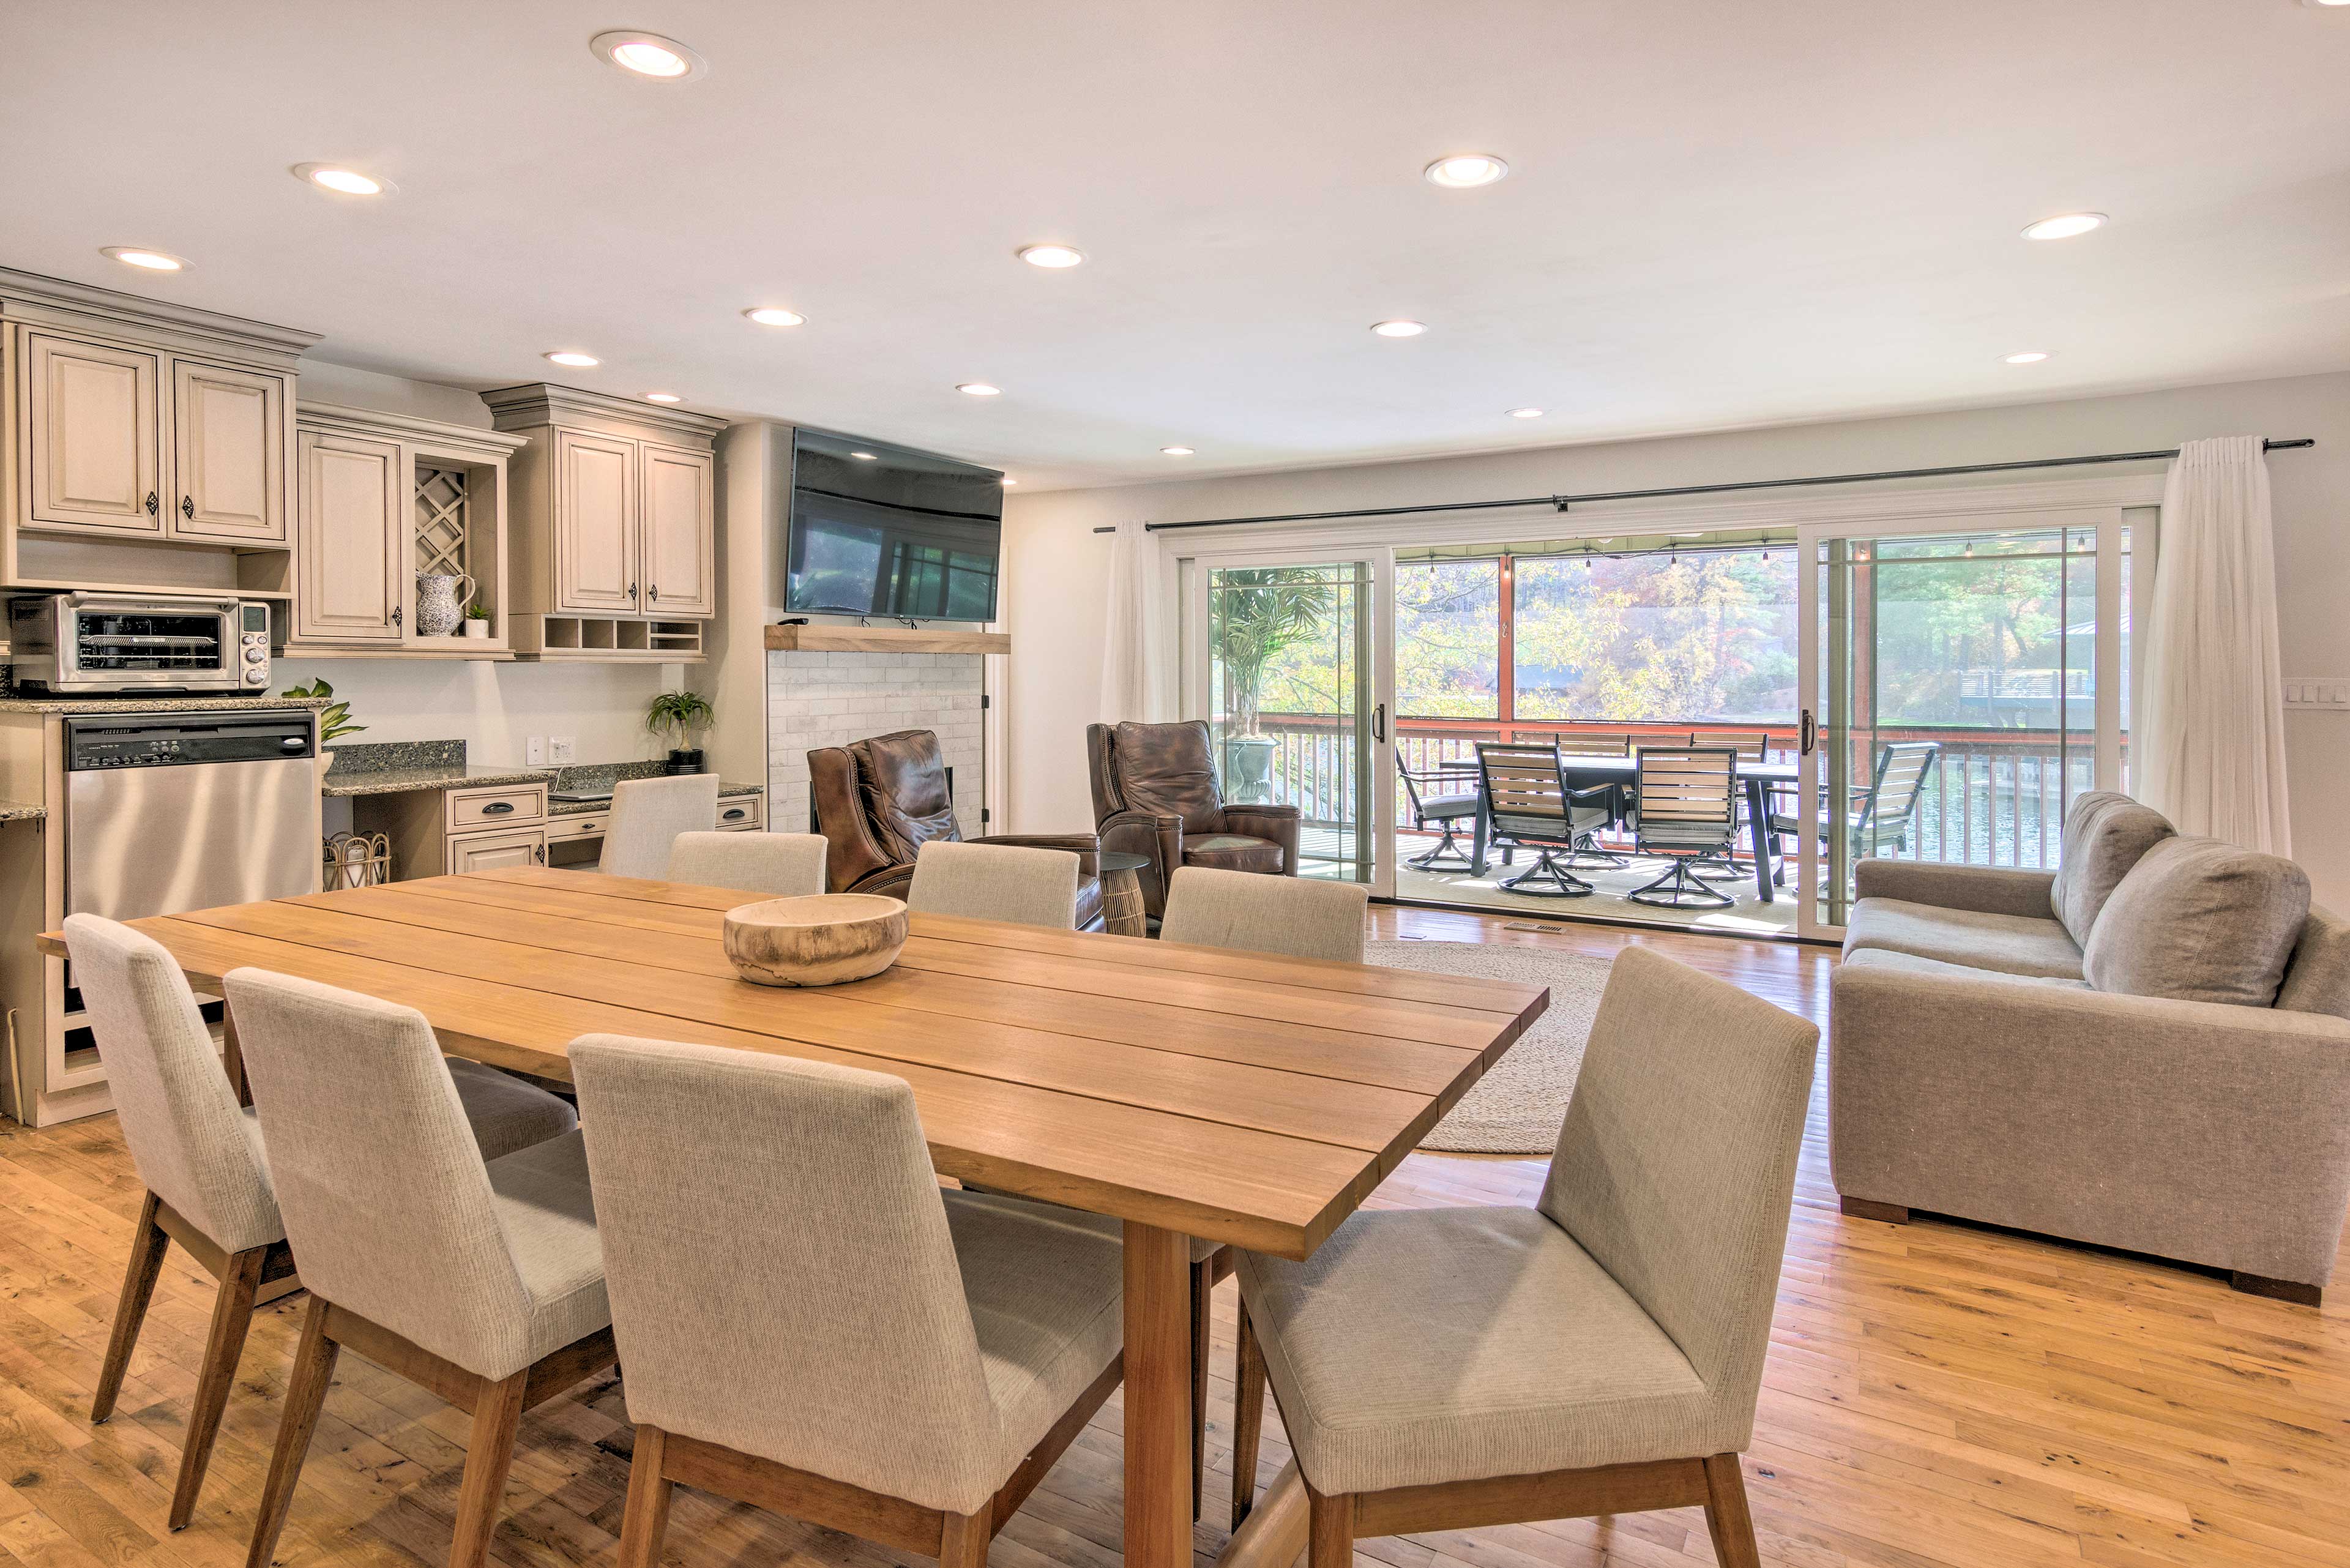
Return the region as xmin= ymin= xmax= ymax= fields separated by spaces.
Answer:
xmin=765 ymin=624 xmax=1010 ymax=655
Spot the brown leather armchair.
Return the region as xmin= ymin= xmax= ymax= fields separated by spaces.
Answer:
xmin=808 ymin=728 xmax=1106 ymax=930
xmin=1085 ymin=720 xmax=1301 ymax=919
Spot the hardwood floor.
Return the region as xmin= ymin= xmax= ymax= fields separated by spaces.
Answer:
xmin=2 ymin=906 xmax=2344 ymax=1568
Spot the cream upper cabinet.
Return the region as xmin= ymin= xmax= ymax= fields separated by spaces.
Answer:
xmin=171 ymin=359 xmax=287 ymax=543
xmin=295 ymin=430 xmax=405 ymax=643
xmin=640 ymin=442 xmax=714 ymax=618
xmin=24 ymin=331 xmax=164 ymax=534
xmin=554 ymin=429 xmax=640 ymax=614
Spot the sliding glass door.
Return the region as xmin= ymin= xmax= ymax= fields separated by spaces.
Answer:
xmin=1796 ymin=511 xmax=2130 ymax=936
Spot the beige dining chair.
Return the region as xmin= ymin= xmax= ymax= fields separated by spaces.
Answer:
xmin=225 ymin=968 xmax=614 ymax=1568
xmin=600 ymin=774 xmax=722 ymax=879
xmin=666 ymin=830 xmax=828 ymax=895
xmin=64 ymin=914 xmax=578 ymax=1534
xmin=1160 ymin=865 xmax=1368 ymax=963
xmin=566 ymin=1034 xmax=1125 ymax=1568
xmin=1228 ymin=947 xmax=1818 ymax=1568
xmin=907 ymin=839 xmax=1080 ymax=928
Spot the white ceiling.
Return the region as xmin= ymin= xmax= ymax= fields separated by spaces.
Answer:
xmin=8 ymin=1 xmax=2349 ymax=490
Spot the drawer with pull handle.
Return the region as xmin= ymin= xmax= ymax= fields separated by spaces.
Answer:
xmin=446 ymin=783 xmax=549 ymax=832
xmin=717 ymin=793 xmax=765 ymax=832
xmin=543 ymin=812 xmax=610 ymax=843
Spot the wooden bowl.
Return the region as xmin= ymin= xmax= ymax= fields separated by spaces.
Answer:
xmin=722 ymin=894 xmax=909 ymax=988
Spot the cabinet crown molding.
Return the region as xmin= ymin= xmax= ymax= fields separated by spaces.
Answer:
xmin=0 ymin=264 xmax=319 ymax=367
xmin=480 ymin=382 xmax=728 ymax=446
xmin=296 ymin=400 xmax=529 ymax=458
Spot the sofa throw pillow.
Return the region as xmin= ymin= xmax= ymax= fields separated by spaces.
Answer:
xmin=2048 ymin=791 xmax=2174 ymax=944
xmin=2083 ymin=836 xmax=2310 ymax=1007
xmin=2274 ymin=906 xmax=2350 ymax=1019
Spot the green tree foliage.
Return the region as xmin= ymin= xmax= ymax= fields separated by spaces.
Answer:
xmin=1210 ymin=567 xmax=1340 ymax=736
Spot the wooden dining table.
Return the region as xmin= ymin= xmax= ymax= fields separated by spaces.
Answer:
xmin=42 ymin=866 xmax=1546 ymax=1568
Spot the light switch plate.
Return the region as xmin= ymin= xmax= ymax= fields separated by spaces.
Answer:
xmin=525 ymin=736 xmax=547 ymax=766
xmin=2284 ymin=679 xmax=2350 ymax=709
xmin=550 ymin=736 xmax=576 ymax=764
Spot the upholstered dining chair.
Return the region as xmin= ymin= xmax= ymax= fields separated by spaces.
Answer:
xmin=1085 ymin=720 xmax=1300 ymax=921
xmin=666 ymin=830 xmax=828 ymax=895
xmin=64 ymin=915 xmax=578 ymax=1534
xmin=808 ymin=728 xmax=1108 ymax=927
xmin=908 ymin=840 xmax=1081 ymax=928
xmin=1160 ymin=865 xmax=1368 ymax=963
xmin=566 ymin=1036 xmax=1126 ymax=1568
xmin=225 ymin=969 xmax=613 ymax=1568
xmin=600 ymin=774 xmax=722 ymax=879
xmin=1228 ymin=947 xmax=1819 ymax=1568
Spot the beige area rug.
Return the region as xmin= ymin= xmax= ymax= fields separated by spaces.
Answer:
xmin=1368 ymin=938 xmax=1616 ymax=1155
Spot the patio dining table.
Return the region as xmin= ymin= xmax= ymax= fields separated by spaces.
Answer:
xmin=1441 ymin=755 xmax=1800 ymax=902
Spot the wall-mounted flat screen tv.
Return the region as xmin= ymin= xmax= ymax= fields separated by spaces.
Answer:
xmin=782 ymin=429 xmax=1003 ymax=621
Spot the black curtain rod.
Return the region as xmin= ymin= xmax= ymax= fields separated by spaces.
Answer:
xmin=1087 ymin=437 xmax=2316 ymax=534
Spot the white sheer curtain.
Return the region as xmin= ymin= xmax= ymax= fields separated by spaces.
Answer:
xmin=1099 ymin=520 xmax=1171 ymax=723
xmin=2137 ymin=436 xmax=2291 ymax=853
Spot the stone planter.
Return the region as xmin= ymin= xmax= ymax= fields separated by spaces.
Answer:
xmin=1222 ymin=734 xmax=1277 ymax=804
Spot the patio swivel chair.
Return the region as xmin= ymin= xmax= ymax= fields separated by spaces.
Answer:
xmin=1769 ymin=741 xmax=1940 ymax=887
xmin=1625 ymin=745 xmax=1742 ymax=909
xmin=1548 ymin=731 xmax=1635 ymax=867
xmin=1398 ymin=747 xmax=1479 ymax=870
xmin=1474 ymin=742 xmax=1621 ymax=898
xmin=1689 ymin=730 xmax=1772 ymax=883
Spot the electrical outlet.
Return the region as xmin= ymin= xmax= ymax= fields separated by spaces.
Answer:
xmin=550 ymin=736 xmax=576 ymax=764
xmin=525 ymin=736 xmax=546 ymax=766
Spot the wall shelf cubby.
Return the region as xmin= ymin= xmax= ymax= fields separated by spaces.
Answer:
xmin=512 ymin=615 xmax=704 ymax=662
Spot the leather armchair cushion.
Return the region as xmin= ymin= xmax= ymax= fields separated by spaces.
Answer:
xmin=1183 ymin=834 xmax=1284 ymax=875
xmin=853 ymin=730 xmax=960 ymax=865
xmin=1113 ymin=721 xmax=1225 ymax=834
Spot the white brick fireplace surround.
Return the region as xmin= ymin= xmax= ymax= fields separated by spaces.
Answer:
xmin=767 ymin=647 xmax=986 ymax=838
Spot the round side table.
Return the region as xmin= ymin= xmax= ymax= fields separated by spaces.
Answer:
xmin=1095 ymin=850 xmax=1152 ymax=938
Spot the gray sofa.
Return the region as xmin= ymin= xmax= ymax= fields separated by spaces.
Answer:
xmin=1830 ymin=792 xmax=2350 ymax=1305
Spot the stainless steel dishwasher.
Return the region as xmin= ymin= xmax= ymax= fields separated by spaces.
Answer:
xmin=64 ymin=710 xmax=320 ymax=922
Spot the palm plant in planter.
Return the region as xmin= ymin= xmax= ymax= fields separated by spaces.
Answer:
xmin=280 ymin=678 xmax=364 ymax=783
xmin=1209 ymin=567 xmax=1335 ymax=804
xmin=646 ymin=689 xmax=715 ymax=774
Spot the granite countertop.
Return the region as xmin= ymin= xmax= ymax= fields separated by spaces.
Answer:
xmin=323 ymin=764 xmax=557 ymax=798
xmin=0 ymin=800 xmax=45 ymax=823
xmin=323 ymin=740 xmax=761 ymax=804
xmin=0 ymin=694 xmax=332 ymax=715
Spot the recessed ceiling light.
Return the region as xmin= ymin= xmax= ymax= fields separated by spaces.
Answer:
xmin=1018 ymin=244 xmax=1086 ymax=269
xmin=544 ymin=351 xmax=600 ymax=367
xmin=1161 ymin=446 xmax=1195 ymax=456
xmin=958 ymin=383 xmax=1001 ymax=397
xmin=1370 ymin=319 xmax=1427 ymax=337
xmin=590 ymin=30 xmax=708 ymax=81
xmin=1423 ymin=154 xmax=1509 ymax=189
xmin=1507 ymin=407 xmax=1545 ymax=419
xmin=101 ymin=246 xmax=188 ymax=272
xmin=2021 ymin=212 xmax=2108 ymax=241
xmin=644 ymin=392 xmax=682 ymax=403
xmin=744 ymin=307 xmax=805 ymax=327
xmin=2002 ymin=351 xmax=2053 ymax=365
xmin=293 ymin=163 xmax=394 ymax=197
xmin=850 ymin=451 xmax=879 ymax=461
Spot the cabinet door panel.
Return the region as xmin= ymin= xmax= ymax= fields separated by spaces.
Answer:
xmin=554 ymin=430 xmax=638 ymax=613
xmin=640 ymin=442 xmax=714 ymax=618
xmin=447 ymin=826 xmax=546 ymax=874
xmin=296 ymin=431 xmax=405 ymax=643
xmin=25 ymin=332 xmax=163 ymax=533
xmin=171 ymin=360 xmax=287 ymax=542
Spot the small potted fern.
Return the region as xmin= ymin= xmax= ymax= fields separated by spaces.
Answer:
xmin=281 ymin=677 xmax=365 ymax=782
xmin=646 ymin=689 xmax=714 ymax=774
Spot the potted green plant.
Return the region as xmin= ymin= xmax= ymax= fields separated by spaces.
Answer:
xmin=462 ymin=600 xmax=492 ymax=640
xmin=280 ymin=677 xmax=365 ymax=783
xmin=1209 ymin=567 xmax=1335 ymax=803
xmin=646 ymin=689 xmax=715 ymax=774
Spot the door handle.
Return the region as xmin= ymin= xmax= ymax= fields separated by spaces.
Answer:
xmin=1372 ymin=703 xmax=1387 ymax=744
xmin=145 ymin=491 xmax=159 ymax=516
xmin=392 ymin=605 xmax=403 ymax=627
xmin=1800 ymin=709 xmax=1816 ymax=755
xmin=181 ymin=495 xmax=195 ymax=520
xmin=534 ymin=843 xmax=546 ymax=863
xmin=628 ymin=581 xmax=638 ymax=599
xmin=648 ymin=584 xmax=659 ymax=602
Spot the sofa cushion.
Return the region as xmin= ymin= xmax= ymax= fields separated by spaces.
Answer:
xmin=2048 ymin=791 xmax=2174 ymax=945
xmin=2083 ymin=836 xmax=2310 ymax=1007
xmin=2275 ymin=906 xmax=2350 ymax=1020
xmin=1842 ymin=897 xmax=2085 ymax=980
xmin=1839 ymin=947 xmax=2090 ymax=991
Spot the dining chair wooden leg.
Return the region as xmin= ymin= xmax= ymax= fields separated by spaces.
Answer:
xmin=247 ymin=1296 xmax=340 ymax=1568
xmin=1229 ymin=1297 xmax=1266 ymax=1531
xmin=447 ymin=1369 xmax=530 ymax=1568
xmin=614 ymin=1424 xmax=673 ymax=1568
xmin=169 ymin=1244 xmax=267 ymax=1529
xmin=92 ymin=1191 xmax=168 ymax=1425
xmin=1307 ymin=1483 xmax=1353 ymax=1568
xmin=939 ymin=1507 xmax=992 ymax=1568
xmin=1190 ymin=1257 xmax=1215 ymax=1519
xmin=1700 ymin=1454 xmax=1762 ymax=1568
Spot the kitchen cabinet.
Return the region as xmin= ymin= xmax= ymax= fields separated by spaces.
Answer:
xmin=286 ymin=403 xmax=525 ymax=657
xmin=447 ymin=824 xmax=547 ymax=873
xmin=484 ymin=384 xmax=725 ymax=660
xmin=24 ymin=332 xmax=163 ymax=534
xmin=171 ymin=359 xmax=286 ymax=543
xmin=356 ymin=780 xmax=552 ymax=878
